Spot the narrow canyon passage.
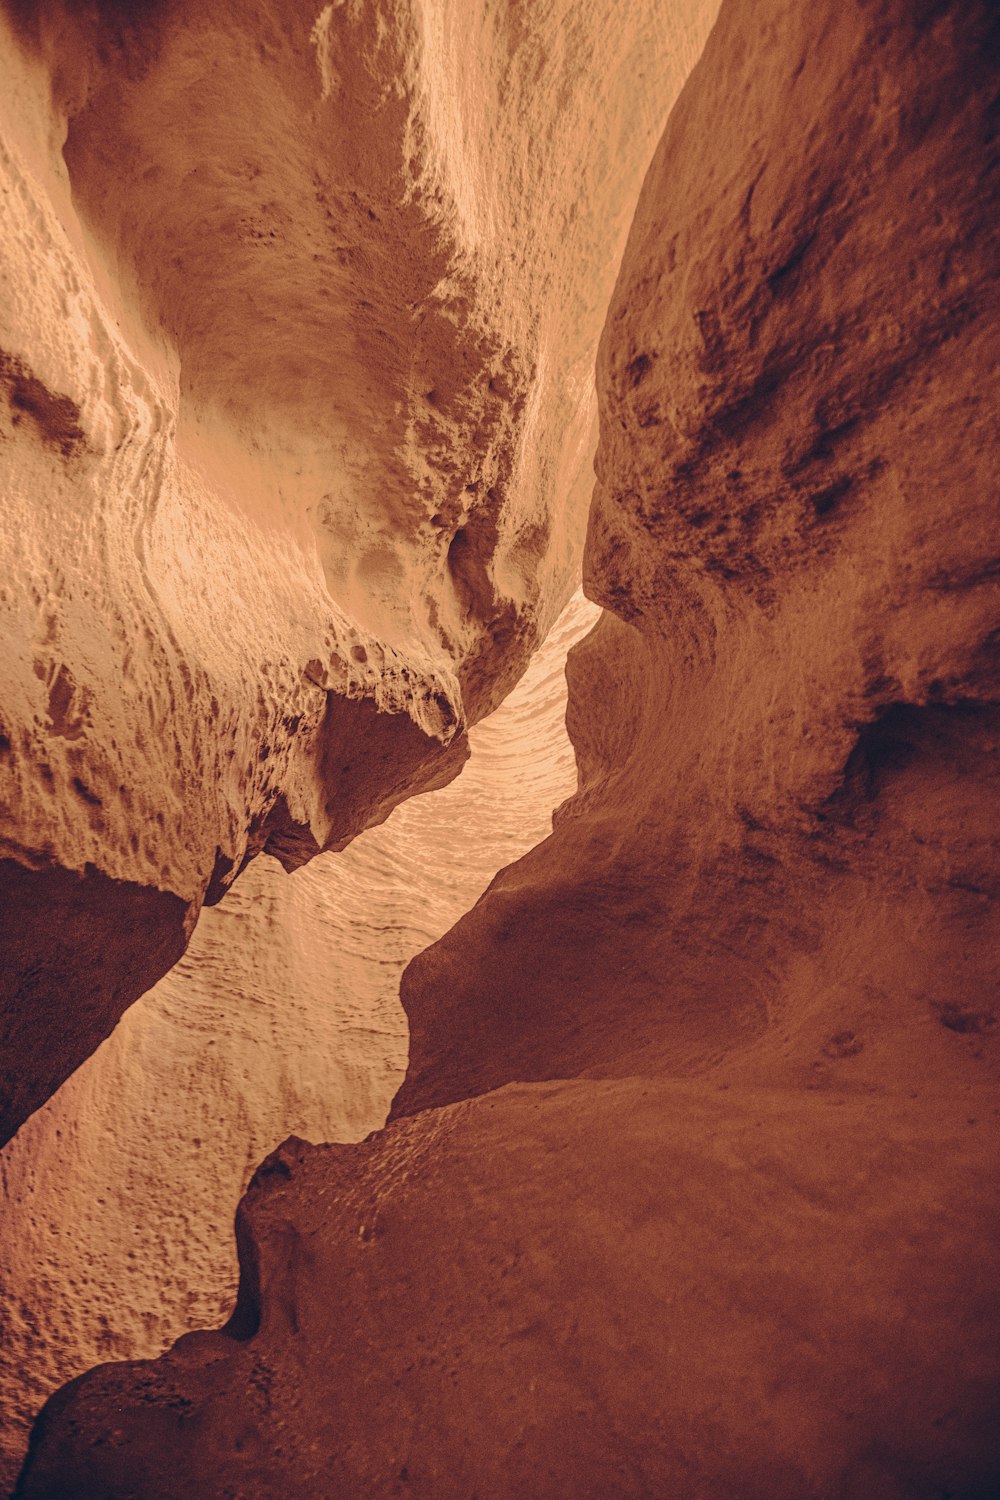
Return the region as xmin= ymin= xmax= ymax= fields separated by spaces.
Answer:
xmin=0 ymin=592 xmax=597 ymax=1490
xmin=3 ymin=0 xmax=1000 ymax=1495
xmin=0 ymin=0 xmax=716 ymax=1147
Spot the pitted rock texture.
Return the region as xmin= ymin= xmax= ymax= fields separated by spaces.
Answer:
xmin=0 ymin=0 xmax=712 ymax=1142
xmin=14 ymin=0 xmax=1000 ymax=1496
xmin=0 ymin=593 xmax=597 ymax=1496
xmin=394 ymin=0 xmax=1000 ymax=1116
xmin=19 ymin=1086 xmax=1000 ymax=1500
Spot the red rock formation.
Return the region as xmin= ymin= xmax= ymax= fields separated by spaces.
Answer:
xmin=395 ymin=0 xmax=1000 ymax=1116
xmin=0 ymin=593 xmax=596 ymax=1493
xmin=13 ymin=0 xmax=1000 ymax=1494
xmin=20 ymin=1090 xmax=1000 ymax=1499
xmin=0 ymin=0 xmax=712 ymax=1143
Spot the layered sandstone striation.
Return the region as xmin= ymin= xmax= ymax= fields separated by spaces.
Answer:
xmin=0 ymin=0 xmax=710 ymax=1143
xmin=14 ymin=0 xmax=1000 ymax=1495
xmin=0 ymin=594 xmax=596 ymax=1494
xmin=395 ymin=0 xmax=1000 ymax=1115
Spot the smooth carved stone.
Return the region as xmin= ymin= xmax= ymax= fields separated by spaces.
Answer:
xmin=14 ymin=0 xmax=1000 ymax=1494
xmin=0 ymin=594 xmax=596 ymax=1494
xmin=16 ymin=1086 xmax=1000 ymax=1498
xmin=394 ymin=0 xmax=1000 ymax=1116
xmin=0 ymin=694 xmax=467 ymax=1143
xmin=0 ymin=0 xmax=713 ymax=1141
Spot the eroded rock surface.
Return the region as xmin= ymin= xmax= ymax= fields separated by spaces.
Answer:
xmin=0 ymin=0 xmax=708 ymax=1141
xmin=14 ymin=0 xmax=1000 ymax=1495
xmin=20 ymin=1087 xmax=1000 ymax=1499
xmin=395 ymin=0 xmax=1000 ymax=1115
xmin=0 ymin=594 xmax=596 ymax=1495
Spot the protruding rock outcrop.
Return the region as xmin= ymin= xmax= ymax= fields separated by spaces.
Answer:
xmin=394 ymin=0 xmax=1000 ymax=1115
xmin=14 ymin=0 xmax=1000 ymax=1494
xmin=0 ymin=0 xmax=713 ymax=1142
xmin=19 ymin=1089 xmax=1000 ymax=1499
xmin=0 ymin=593 xmax=596 ymax=1495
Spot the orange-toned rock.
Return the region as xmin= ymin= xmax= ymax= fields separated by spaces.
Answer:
xmin=0 ymin=0 xmax=713 ymax=1142
xmin=395 ymin=0 xmax=1000 ymax=1115
xmin=19 ymin=1087 xmax=1000 ymax=1499
xmin=0 ymin=593 xmax=596 ymax=1494
xmin=14 ymin=0 xmax=1000 ymax=1495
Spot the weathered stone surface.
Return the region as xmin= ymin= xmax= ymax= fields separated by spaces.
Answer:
xmin=0 ymin=593 xmax=596 ymax=1495
xmin=0 ymin=0 xmax=710 ymax=1142
xmin=17 ymin=1086 xmax=1000 ymax=1499
xmin=14 ymin=0 xmax=1000 ymax=1495
xmin=395 ymin=0 xmax=1000 ymax=1115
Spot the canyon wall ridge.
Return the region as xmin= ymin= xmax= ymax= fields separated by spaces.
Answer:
xmin=16 ymin=0 xmax=1000 ymax=1495
xmin=0 ymin=0 xmax=715 ymax=1142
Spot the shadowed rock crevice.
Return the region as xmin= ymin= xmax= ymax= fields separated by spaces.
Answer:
xmin=824 ymin=700 xmax=1000 ymax=818
xmin=0 ymin=859 xmax=190 ymax=1145
xmin=1 ymin=0 xmax=697 ymax=1142
xmin=0 ymin=353 xmax=86 ymax=459
xmin=8 ymin=0 xmax=1000 ymax=1494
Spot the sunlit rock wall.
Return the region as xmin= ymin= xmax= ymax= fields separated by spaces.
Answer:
xmin=0 ymin=594 xmax=596 ymax=1493
xmin=17 ymin=1 xmax=998 ymax=1496
xmin=0 ymin=0 xmax=713 ymax=1142
xmin=394 ymin=0 xmax=1000 ymax=1116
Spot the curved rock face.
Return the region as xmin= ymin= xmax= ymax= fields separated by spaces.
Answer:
xmin=14 ymin=0 xmax=1000 ymax=1496
xmin=0 ymin=0 xmax=707 ymax=1143
xmin=0 ymin=593 xmax=596 ymax=1494
xmin=395 ymin=0 xmax=1000 ymax=1114
xmin=20 ymin=1089 xmax=1000 ymax=1500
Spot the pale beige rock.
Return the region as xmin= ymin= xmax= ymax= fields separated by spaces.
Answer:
xmin=18 ymin=1 xmax=999 ymax=1495
xmin=0 ymin=593 xmax=596 ymax=1495
xmin=0 ymin=0 xmax=714 ymax=1141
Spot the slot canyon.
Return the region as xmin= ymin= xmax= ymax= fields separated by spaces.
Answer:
xmin=0 ymin=0 xmax=997 ymax=1494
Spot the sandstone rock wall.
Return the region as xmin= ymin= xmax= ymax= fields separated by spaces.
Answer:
xmin=23 ymin=1085 xmax=997 ymax=1500
xmin=395 ymin=0 xmax=1000 ymax=1114
xmin=0 ymin=0 xmax=713 ymax=1142
xmin=0 ymin=594 xmax=596 ymax=1496
xmin=14 ymin=0 xmax=1000 ymax=1495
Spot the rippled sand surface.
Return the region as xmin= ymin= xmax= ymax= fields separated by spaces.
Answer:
xmin=0 ymin=592 xmax=598 ymax=1488
xmin=336 ymin=591 xmax=600 ymax=974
